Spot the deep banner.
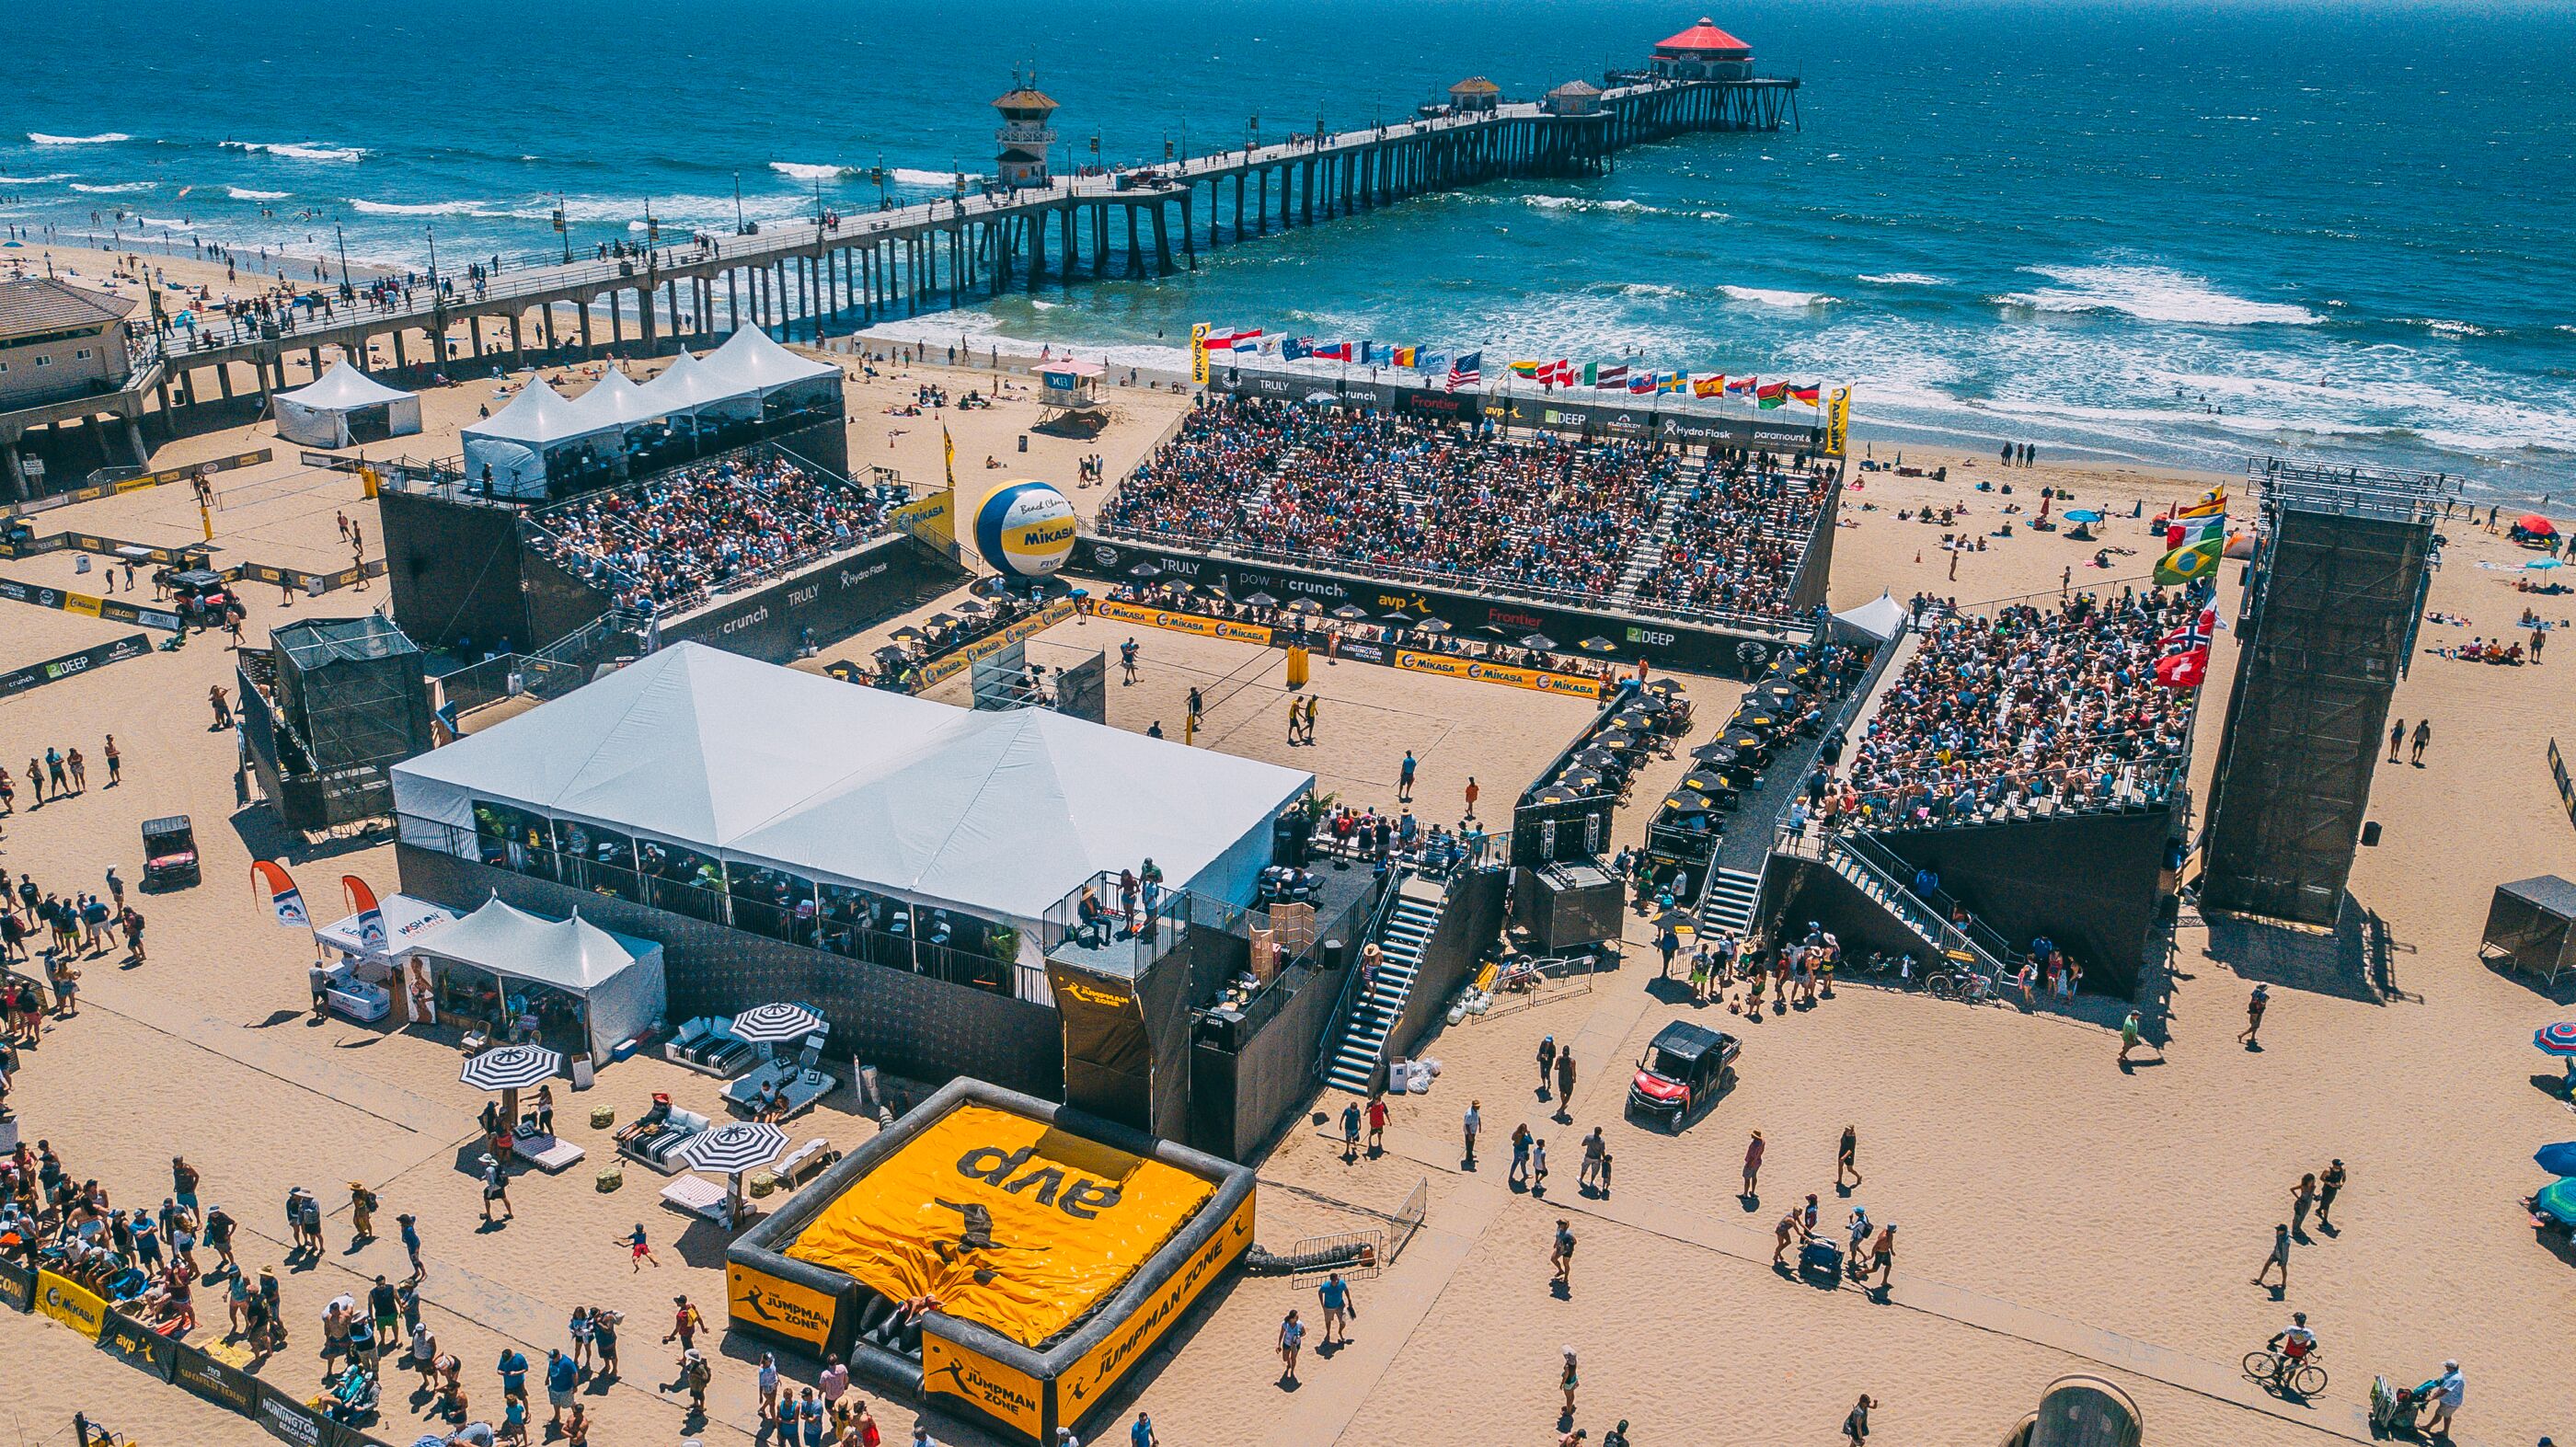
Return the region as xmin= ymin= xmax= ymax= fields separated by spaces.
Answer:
xmin=1051 ymin=962 xmax=1154 ymax=1133
xmin=0 ymin=633 xmax=155 ymax=700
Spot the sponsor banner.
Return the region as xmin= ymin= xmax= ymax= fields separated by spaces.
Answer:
xmin=172 ymin=1339 xmax=264 ymax=1415
xmin=100 ymin=1309 xmax=180 ymax=1381
xmin=101 ymin=598 xmax=185 ymax=630
xmin=0 ymin=634 xmax=155 ymax=700
xmin=0 ymin=578 xmax=174 ymax=626
xmin=254 ymin=1381 xmax=332 ymax=1447
xmin=0 ymin=1257 xmax=33 ymax=1312
xmin=1395 ymin=649 xmax=1606 ymax=700
xmin=1080 ymin=598 xmax=1271 ymax=647
xmin=1052 ymin=963 xmax=1152 ymax=1131
xmin=914 ymin=599 xmax=1078 ymax=690
xmin=61 ymin=532 xmax=205 ymax=566
xmin=62 ymin=591 xmax=104 ymax=618
xmin=1059 ymin=1190 xmax=1257 ymax=1418
xmin=727 ymin=1261 xmax=839 ymax=1350
xmin=921 ymin=1329 xmax=1046 ymax=1438
xmin=34 ymin=1269 xmax=109 ymax=1339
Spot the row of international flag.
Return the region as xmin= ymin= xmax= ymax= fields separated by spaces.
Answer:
xmin=1197 ymin=327 xmax=1827 ymax=408
xmin=2149 ymin=485 xmax=2231 ymax=689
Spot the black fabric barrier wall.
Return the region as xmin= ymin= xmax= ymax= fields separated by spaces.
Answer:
xmin=1068 ymin=536 xmax=1793 ymax=679
xmin=170 ymin=1338 xmax=264 ymax=1416
xmin=1218 ymin=367 xmax=1831 ymax=453
xmin=0 ymin=632 xmax=155 ymax=700
xmin=380 ymin=487 xmax=536 ymax=653
xmin=663 ymin=534 xmax=966 ymax=665
xmin=397 ymin=844 xmax=1063 ymax=1097
xmin=1190 ymin=956 xmax=1346 ymax=1163
xmin=98 ymin=1311 xmax=179 ymax=1381
xmin=0 ymin=1257 xmax=32 ymax=1313
xmin=1870 ymin=807 xmax=2177 ymax=997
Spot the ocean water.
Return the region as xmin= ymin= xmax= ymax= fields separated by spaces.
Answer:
xmin=6 ymin=0 xmax=2572 ymax=498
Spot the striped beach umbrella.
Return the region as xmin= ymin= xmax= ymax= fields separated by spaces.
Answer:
xmin=2533 ymin=1177 xmax=2576 ymax=1229
xmin=682 ymin=1121 xmax=788 ymax=1177
xmin=731 ymin=1003 xmax=823 ymax=1044
xmin=2535 ymin=1023 xmax=2576 ymax=1056
xmin=459 ymin=1043 xmax=562 ymax=1092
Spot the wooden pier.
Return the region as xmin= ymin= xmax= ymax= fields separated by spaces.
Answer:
xmin=118 ymin=70 xmax=1796 ymax=451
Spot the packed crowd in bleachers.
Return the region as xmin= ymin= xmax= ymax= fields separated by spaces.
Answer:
xmin=530 ymin=453 xmax=891 ymax=613
xmin=1100 ymin=394 xmax=1713 ymax=606
xmin=1829 ymin=590 xmax=2201 ymax=829
xmin=1632 ymin=454 xmax=1834 ymax=621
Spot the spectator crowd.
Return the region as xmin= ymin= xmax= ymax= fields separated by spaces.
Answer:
xmin=531 ymin=454 xmax=891 ymax=614
xmin=1632 ymin=454 xmax=1834 ymax=622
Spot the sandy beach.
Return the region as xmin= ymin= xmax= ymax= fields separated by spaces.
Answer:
xmin=2 ymin=333 xmax=2567 ymax=1447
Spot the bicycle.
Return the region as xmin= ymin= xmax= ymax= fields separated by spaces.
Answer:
xmin=1926 ymin=967 xmax=1997 ymax=1003
xmin=2241 ymin=1348 xmax=2329 ymax=1398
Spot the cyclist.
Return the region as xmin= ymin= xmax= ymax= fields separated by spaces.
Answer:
xmin=2265 ymin=1313 xmax=2318 ymax=1388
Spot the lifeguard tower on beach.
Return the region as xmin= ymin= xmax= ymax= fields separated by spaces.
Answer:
xmin=994 ymin=75 xmax=1060 ymax=190
xmin=1033 ymin=359 xmax=1106 ymax=433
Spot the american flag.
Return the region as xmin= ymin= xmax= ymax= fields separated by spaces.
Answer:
xmin=1446 ymin=350 xmax=1482 ymax=393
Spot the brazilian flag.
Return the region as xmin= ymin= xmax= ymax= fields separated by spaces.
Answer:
xmin=2154 ymin=535 xmax=2225 ymax=586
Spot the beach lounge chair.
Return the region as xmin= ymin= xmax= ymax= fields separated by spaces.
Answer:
xmin=659 ymin=1173 xmax=732 ymax=1226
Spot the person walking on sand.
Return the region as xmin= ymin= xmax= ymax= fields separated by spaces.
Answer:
xmin=1364 ymin=1092 xmax=1387 ymax=1154
xmin=1511 ymin=1122 xmax=1534 ymax=1188
xmin=1743 ymin=1130 xmax=1765 ymax=1200
xmin=1560 ymin=1348 xmax=1580 ymax=1416
xmin=2253 ymin=1222 xmax=2292 ymax=1292
xmin=1276 ymin=1309 xmax=1305 ymax=1384
xmin=1838 ymin=1125 xmax=1862 ymax=1189
xmin=1581 ymin=1127 xmax=1607 ymax=1192
xmin=1464 ymin=775 xmax=1479 ymax=821
xmin=1531 ymin=1135 xmax=1550 ymax=1196
xmin=2119 ymin=1010 xmax=2158 ymax=1065
xmin=2411 ymin=718 xmax=2432 ymax=764
xmin=1340 ymin=1099 xmax=1362 ymax=1162
xmin=1537 ymin=1034 xmax=1558 ymax=1095
xmin=1316 ymin=1271 xmax=1355 ymax=1346
xmin=1844 ymin=1394 xmax=1877 ymax=1445
xmin=2317 ymin=1159 xmax=2347 ymax=1231
xmin=1397 ymin=751 xmax=1415 ymax=802
xmin=1773 ymin=1211 xmax=1799 ymax=1268
xmin=1870 ymin=1224 xmax=1896 ymax=1287
xmin=2389 ymin=718 xmax=2406 ymax=763
xmin=2290 ymin=1172 xmax=2317 ymax=1238
xmin=2237 ymin=983 xmax=2269 ymax=1049
xmin=1462 ymin=1098 xmax=1481 ymax=1169
xmin=1554 ymin=1048 xmax=1576 ymax=1117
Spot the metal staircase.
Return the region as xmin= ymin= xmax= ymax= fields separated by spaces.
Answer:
xmin=1608 ymin=473 xmax=1694 ymax=609
xmin=1697 ymin=866 xmax=1765 ymax=937
xmin=1325 ymin=888 xmax=1443 ymax=1094
xmin=1815 ymin=832 xmax=2014 ymax=977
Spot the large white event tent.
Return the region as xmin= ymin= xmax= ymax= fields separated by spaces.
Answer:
xmin=272 ymin=362 xmax=422 ymax=448
xmin=564 ymin=367 xmax=668 ymax=437
xmin=634 ymin=348 xmax=758 ymax=426
xmin=390 ymin=644 xmax=1313 ymax=996
xmin=402 ymin=895 xmax=667 ymax=1064
xmin=458 ymin=377 xmax=613 ymax=498
xmin=693 ymin=325 xmax=842 ymax=400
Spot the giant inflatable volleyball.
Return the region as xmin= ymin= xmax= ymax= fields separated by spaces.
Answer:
xmin=972 ymin=479 xmax=1078 ymax=580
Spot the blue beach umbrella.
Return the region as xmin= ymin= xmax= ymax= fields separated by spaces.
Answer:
xmin=2533 ymin=1177 xmax=2576 ymax=1229
xmin=2537 ymin=1023 xmax=2576 ymax=1055
xmin=2526 ymin=557 xmax=2561 ymax=570
xmin=2064 ymin=510 xmax=2104 ymax=523
xmin=2537 ymin=1143 xmax=2576 ymax=1177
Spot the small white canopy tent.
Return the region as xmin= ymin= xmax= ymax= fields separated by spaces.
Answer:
xmin=699 ymin=327 xmax=842 ymax=402
xmin=566 ymin=368 xmax=670 ymax=436
xmin=404 ymin=895 xmax=667 ymax=1064
xmin=1831 ymin=591 xmax=1912 ymax=644
xmin=459 ymin=378 xmax=615 ymax=499
xmin=273 ymin=362 xmax=422 ymax=448
xmin=315 ymin=892 xmax=459 ymax=972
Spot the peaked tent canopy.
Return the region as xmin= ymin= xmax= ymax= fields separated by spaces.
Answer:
xmin=405 ymin=894 xmax=668 ymax=1062
xmin=564 ymin=367 xmax=670 ymax=432
xmin=273 ymin=362 xmax=422 ymax=448
xmin=1831 ymin=591 xmax=1911 ymax=643
xmin=698 ymin=326 xmax=843 ymax=399
xmin=459 ymin=377 xmax=615 ymax=498
xmin=635 ymin=348 xmax=760 ymax=421
xmin=392 ymin=642 xmax=1312 ymax=941
xmin=1655 ymin=17 xmax=1753 ymax=54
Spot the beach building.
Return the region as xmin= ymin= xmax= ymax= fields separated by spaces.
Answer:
xmin=0 ymin=277 xmax=152 ymax=496
xmin=994 ymin=78 xmax=1061 ymax=190
xmin=389 ymin=643 xmax=1315 ymax=1099
xmin=1447 ymin=76 xmax=1504 ymax=113
xmin=1650 ymin=17 xmax=1757 ymax=81
xmin=1545 ymin=80 xmax=1607 ymax=117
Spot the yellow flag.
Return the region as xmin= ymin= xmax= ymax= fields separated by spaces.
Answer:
xmin=942 ymin=425 xmax=956 ymax=493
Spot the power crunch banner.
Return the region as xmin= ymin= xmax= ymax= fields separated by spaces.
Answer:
xmin=785 ymin=1104 xmax=1214 ymax=1347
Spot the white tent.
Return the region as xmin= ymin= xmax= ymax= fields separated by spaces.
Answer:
xmin=392 ymin=644 xmax=1311 ymax=991
xmin=635 ymin=349 xmax=760 ymax=422
xmin=699 ymin=326 xmax=842 ymax=399
xmin=404 ymin=895 xmax=667 ymax=1064
xmin=459 ymin=377 xmax=615 ymax=498
xmin=315 ymin=892 xmax=458 ymax=970
xmin=273 ymin=362 xmax=421 ymax=448
xmin=1832 ymin=591 xmax=1912 ymax=643
xmin=564 ymin=368 xmax=670 ymax=434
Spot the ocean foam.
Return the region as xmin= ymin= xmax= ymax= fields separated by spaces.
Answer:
xmin=1720 ymin=285 xmax=1836 ymax=308
xmin=352 ymin=198 xmax=487 ymax=215
xmin=2405 ymin=316 xmax=2492 ymax=339
xmin=769 ymin=161 xmax=847 ymax=181
xmin=222 ymin=141 xmax=366 ymax=162
xmin=137 ymin=216 xmax=192 ymax=228
xmin=70 ymin=181 xmax=153 ymax=193
xmin=225 ymin=186 xmax=291 ymax=201
xmin=1998 ymin=263 xmax=2321 ymax=326
xmin=0 ymin=173 xmax=75 ymax=185
xmin=29 ymin=132 xmax=129 ymax=145
xmin=1859 ymin=272 xmax=1947 ymax=287
xmin=890 ymin=168 xmax=970 ymax=187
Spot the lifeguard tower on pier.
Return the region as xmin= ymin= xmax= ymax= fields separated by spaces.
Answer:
xmin=1650 ymin=18 xmax=1756 ymax=80
xmin=994 ymin=74 xmax=1060 ymax=190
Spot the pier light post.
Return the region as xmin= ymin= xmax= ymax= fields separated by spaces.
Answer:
xmin=333 ymin=223 xmax=351 ymax=289
xmin=734 ymin=172 xmax=745 ymax=236
xmin=425 ymin=224 xmax=438 ymax=284
xmin=555 ymin=194 xmax=571 ymax=263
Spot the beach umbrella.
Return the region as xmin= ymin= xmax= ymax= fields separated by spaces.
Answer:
xmin=1382 ymin=611 xmax=1416 ymax=626
xmin=2537 ymin=1143 xmax=2576 ymax=1177
xmin=1519 ymin=633 xmax=1558 ymax=651
xmin=1692 ymin=743 xmax=1741 ymax=766
xmin=461 ymin=1043 xmax=562 ymax=1142
xmin=2064 ymin=509 xmax=2104 ymax=523
xmin=1682 ymin=773 xmax=1729 ymax=795
xmin=1244 ymin=591 xmax=1279 ymax=607
xmin=1204 ymin=580 xmax=1232 ymax=597
xmin=1413 ymin=616 xmax=1453 ymax=635
xmin=890 ymin=626 xmax=926 ymax=642
xmin=952 ymin=598 xmax=992 ymax=615
xmin=730 ymin=1002 xmax=823 ymax=1044
xmin=1574 ymin=747 xmax=1621 ymax=770
xmin=1662 ymin=789 xmax=1718 ymax=815
xmin=2534 ymin=1178 xmax=2576 ymax=1229
xmin=1595 ymin=729 xmax=1641 ymax=751
xmin=1644 ymin=678 xmax=1684 ymax=695
xmin=2520 ymin=514 xmax=2557 ymax=536
xmin=2538 ymin=1023 xmax=2576 ymax=1055
xmin=1766 ymin=683 xmax=1801 ymax=702
xmin=1739 ymin=711 xmax=1777 ymax=729
xmin=1287 ymin=598 xmax=1323 ymax=614
xmin=1127 ymin=562 xmax=1162 ymax=578
xmin=1558 ymin=768 xmax=1604 ymax=793
xmin=928 ymin=613 xmax=960 ymax=628
xmin=1727 ymin=731 xmax=1765 ymax=752
xmin=1579 ymin=636 xmax=1618 ymax=653
xmin=2528 ymin=558 xmax=2562 ymax=570
xmin=1532 ymin=787 xmax=1576 ymax=806
xmin=680 ymin=1120 xmax=790 ymax=1224
xmin=1332 ymin=603 xmax=1370 ymax=620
